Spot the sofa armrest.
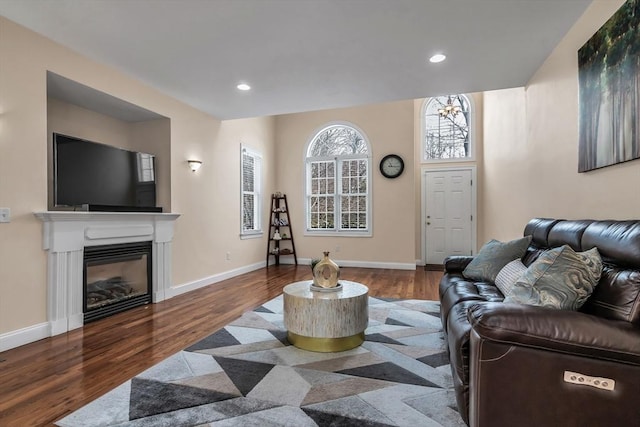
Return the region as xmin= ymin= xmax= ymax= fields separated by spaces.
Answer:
xmin=443 ymin=256 xmax=473 ymax=273
xmin=468 ymin=302 xmax=640 ymax=366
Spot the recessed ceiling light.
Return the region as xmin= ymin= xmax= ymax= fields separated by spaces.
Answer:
xmin=429 ymin=54 xmax=446 ymax=63
xmin=237 ymin=83 xmax=251 ymax=91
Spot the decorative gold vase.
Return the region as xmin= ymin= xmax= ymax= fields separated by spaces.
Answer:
xmin=313 ymin=251 xmax=340 ymax=288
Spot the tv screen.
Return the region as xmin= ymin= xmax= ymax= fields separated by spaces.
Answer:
xmin=53 ymin=133 xmax=157 ymax=211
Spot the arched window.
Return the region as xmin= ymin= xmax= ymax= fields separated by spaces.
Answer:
xmin=423 ymin=94 xmax=473 ymax=161
xmin=305 ymin=124 xmax=371 ymax=235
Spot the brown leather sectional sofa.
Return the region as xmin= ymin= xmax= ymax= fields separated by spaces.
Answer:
xmin=439 ymin=218 xmax=640 ymax=426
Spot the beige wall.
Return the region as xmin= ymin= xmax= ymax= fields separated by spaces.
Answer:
xmin=0 ymin=17 xmax=275 ymax=338
xmin=130 ymin=119 xmax=172 ymax=211
xmin=274 ymin=100 xmax=415 ymax=266
xmin=482 ymin=0 xmax=638 ymax=242
xmin=170 ymin=115 xmax=276 ymax=283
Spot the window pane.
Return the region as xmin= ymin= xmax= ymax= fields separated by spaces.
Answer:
xmin=353 ymin=177 xmax=361 ymax=193
xmin=358 ymin=213 xmax=366 ymax=228
xmin=242 ymin=194 xmax=254 ymax=230
xmin=308 ymin=126 xmax=369 ymax=156
xmin=351 ymin=196 xmax=359 ymax=211
xmin=424 ymin=94 xmax=471 ymax=160
xmin=242 ymin=154 xmax=254 ymax=192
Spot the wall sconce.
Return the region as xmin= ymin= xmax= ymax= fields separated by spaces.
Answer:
xmin=187 ymin=160 xmax=203 ymax=172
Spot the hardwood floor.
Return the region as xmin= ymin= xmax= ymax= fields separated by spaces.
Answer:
xmin=0 ymin=265 xmax=442 ymax=426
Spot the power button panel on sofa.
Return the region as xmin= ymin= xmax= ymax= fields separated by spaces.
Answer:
xmin=564 ymin=371 xmax=615 ymax=391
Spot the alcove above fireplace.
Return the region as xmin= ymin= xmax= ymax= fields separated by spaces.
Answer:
xmin=35 ymin=211 xmax=180 ymax=336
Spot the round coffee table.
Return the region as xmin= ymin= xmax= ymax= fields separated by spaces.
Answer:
xmin=283 ymin=280 xmax=369 ymax=352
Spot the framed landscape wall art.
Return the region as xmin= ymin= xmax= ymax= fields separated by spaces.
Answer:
xmin=578 ymin=0 xmax=640 ymax=172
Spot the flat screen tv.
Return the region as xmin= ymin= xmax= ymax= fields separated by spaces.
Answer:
xmin=53 ymin=133 xmax=159 ymax=212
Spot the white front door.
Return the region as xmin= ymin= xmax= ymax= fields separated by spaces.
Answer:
xmin=424 ymin=169 xmax=474 ymax=265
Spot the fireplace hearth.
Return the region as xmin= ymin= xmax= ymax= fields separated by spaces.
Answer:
xmin=84 ymin=242 xmax=152 ymax=322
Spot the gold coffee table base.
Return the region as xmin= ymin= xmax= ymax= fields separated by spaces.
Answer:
xmin=287 ymin=331 xmax=365 ymax=353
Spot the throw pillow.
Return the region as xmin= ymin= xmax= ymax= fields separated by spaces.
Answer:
xmin=495 ymin=259 xmax=528 ymax=298
xmin=462 ymin=235 xmax=532 ymax=283
xmin=505 ymin=246 xmax=602 ymax=310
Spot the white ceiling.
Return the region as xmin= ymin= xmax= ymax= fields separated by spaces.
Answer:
xmin=0 ymin=0 xmax=592 ymax=120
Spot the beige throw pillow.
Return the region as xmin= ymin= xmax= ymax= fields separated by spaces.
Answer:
xmin=495 ymin=259 xmax=528 ymax=298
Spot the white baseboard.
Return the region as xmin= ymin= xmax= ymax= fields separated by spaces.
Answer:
xmin=0 ymin=322 xmax=50 ymax=352
xmin=293 ymin=257 xmax=415 ymax=271
xmin=167 ymin=261 xmax=267 ymax=298
xmin=1 ymin=262 xmax=267 ymax=352
xmin=2 ymin=259 xmax=415 ymax=352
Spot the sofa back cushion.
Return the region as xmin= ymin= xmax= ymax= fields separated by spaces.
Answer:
xmin=581 ymin=221 xmax=640 ymax=269
xmin=581 ymin=267 xmax=640 ymax=325
xmin=523 ymin=218 xmax=561 ymax=247
xmin=580 ymin=220 xmax=640 ymax=325
xmin=547 ymin=220 xmax=594 ymax=251
xmin=522 ymin=218 xmax=562 ymax=266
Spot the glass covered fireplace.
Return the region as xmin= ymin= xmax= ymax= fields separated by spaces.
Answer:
xmin=83 ymin=241 xmax=152 ymax=323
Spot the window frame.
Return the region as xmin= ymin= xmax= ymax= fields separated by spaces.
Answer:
xmin=421 ymin=94 xmax=475 ymax=163
xmin=304 ymin=122 xmax=372 ymax=237
xmin=240 ymin=144 xmax=263 ymax=239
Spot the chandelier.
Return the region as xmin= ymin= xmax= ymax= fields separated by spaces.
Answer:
xmin=438 ymin=96 xmax=462 ymax=118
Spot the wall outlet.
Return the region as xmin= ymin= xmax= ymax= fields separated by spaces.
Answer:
xmin=335 ymin=245 xmax=341 ymax=253
xmin=0 ymin=208 xmax=10 ymax=223
xmin=226 ymin=251 xmax=231 ymax=261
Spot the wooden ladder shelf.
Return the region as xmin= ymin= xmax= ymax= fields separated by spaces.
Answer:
xmin=266 ymin=193 xmax=297 ymax=266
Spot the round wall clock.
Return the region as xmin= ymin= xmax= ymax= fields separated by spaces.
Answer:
xmin=379 ymin=154 xmax=405 ymax=179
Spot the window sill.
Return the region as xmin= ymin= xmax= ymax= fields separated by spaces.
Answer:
xmin=304 ymin=230 xmax=372 ymax=238
xmin=421 ymin=157 xmax=475 ymax=164
xmin=240 ymin=231 xmax=263 ymax=240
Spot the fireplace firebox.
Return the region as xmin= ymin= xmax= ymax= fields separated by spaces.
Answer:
xmin=83 ymin=242 xmax=152 ymax=323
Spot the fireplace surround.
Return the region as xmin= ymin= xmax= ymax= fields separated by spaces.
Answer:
xmin=35 ymin=211 xmax=180 ymax=335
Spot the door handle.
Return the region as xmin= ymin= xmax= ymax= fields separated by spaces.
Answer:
xmin=427 ymin=222 xmax=431 ymax=225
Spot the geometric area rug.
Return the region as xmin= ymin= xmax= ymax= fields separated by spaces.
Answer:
xmin=56 ymin=296 xmax=465 ymax=427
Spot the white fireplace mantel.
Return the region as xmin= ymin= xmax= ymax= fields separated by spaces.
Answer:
xmin=35 ymin=211 xmax=180 ymax=336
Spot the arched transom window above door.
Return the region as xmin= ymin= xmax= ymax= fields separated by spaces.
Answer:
xmin=422 ymin=94 xmax=473 ymax=162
